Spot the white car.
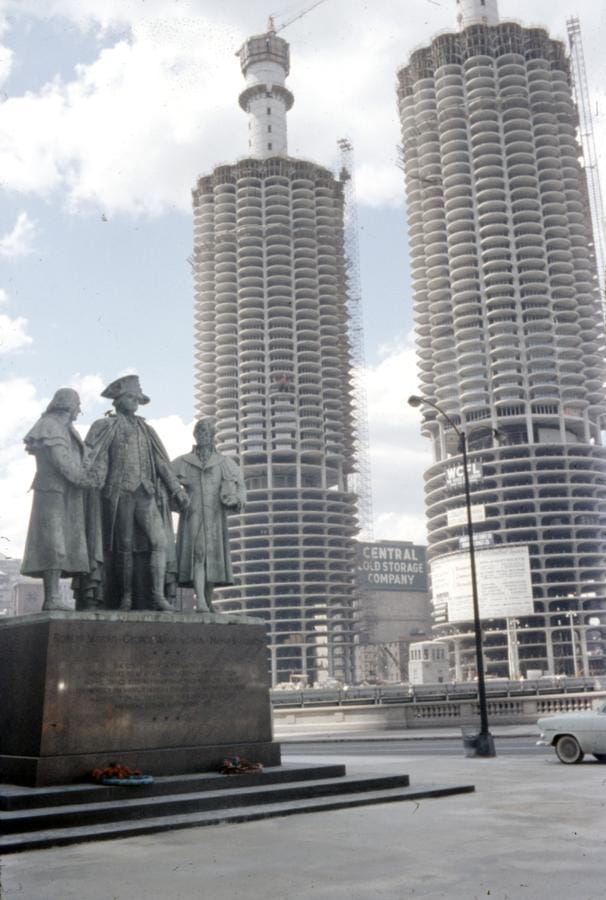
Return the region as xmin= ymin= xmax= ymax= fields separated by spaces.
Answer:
xmin=537 ymin=700 xmax=606 ymax=764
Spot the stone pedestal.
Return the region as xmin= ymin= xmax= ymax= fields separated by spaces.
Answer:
xmin=0 ymin=612 xmax=280 ymax=786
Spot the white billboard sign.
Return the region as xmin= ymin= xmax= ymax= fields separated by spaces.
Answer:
xmin=430 ymin=545 xmax=533 ymax=623
xmin=447 ymin=504 xmax=486 ymax=527
xmin=445 ymin=461 xmax=482 ymax=489
xmin=459 ymin=532 xmax=494 ymax=550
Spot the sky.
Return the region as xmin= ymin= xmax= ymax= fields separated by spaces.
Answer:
xmin=0 ymin=0 xmax=605 ymax=559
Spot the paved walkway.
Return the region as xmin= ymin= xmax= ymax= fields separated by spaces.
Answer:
xmin=1 ymin=737 xmax=604 ymax=900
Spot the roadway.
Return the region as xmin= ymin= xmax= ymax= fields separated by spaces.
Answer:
xmin=282 ymin=735 xmax=549 ymax=757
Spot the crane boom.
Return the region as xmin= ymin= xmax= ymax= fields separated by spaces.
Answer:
xmin=269 ymin=0 xmax=330 ymax=35
xmin=567 ymin=15 xmax=606 ymax=302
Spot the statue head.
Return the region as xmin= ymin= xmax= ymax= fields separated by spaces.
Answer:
xmin=194 ymin=418 xmax=216 ymax=450
xmin=101 ymin=375 xmax=150 ymax=415
xmin=46 ymin=388 xmax=81 ymax=421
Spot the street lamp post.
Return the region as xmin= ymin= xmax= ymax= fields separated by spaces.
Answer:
xmin=409 ymin=394 xmax=496 ymax=757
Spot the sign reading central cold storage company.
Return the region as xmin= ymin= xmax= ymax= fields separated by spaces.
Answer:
xmin=356 ymin=542 xmax=427 ymax=592
xmin=430 ymin=545 xmax=533 ymax=623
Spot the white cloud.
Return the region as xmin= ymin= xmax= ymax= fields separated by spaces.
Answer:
xmin=0 ymin=0 xmax=604 ymax=215
xmin=356 ymin=162 xmax=403 ymax=210
xmin=0 ymin=212 xmax=37 ymax=258
xmin=0 ymin=370 xmax=196 ymax=557
xmin=0 ymin=377 xmax=44 ymax=555
xmin=148 ymin=413 xmax=195 ymax=460
xmin=0 ymin=314 xmax=31 ymax=353
xmin=0 ymin=42 xmax=12 ymax=87
xmin=374 ymin=510 xmax=427 ymax=545
xmin=68 ymin=372 xmax=106 ymax=416
xmin=363 ymin=334 xmax=431 ymax=544
xmin=0 ymin=287 xmax=33 ymax=356
xmin=0 ymin=288 xmax=33 ymax=355
xmin=0 ymin=17 xmax=242 ymax=213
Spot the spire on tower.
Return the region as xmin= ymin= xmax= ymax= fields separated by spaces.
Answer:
xmin=237 ymin=32 xmax=294 ymax=158
xmin=455 ymin=0 xmax=499 ymax=30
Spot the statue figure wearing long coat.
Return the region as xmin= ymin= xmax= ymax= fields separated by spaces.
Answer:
xmin=21 ymin=388 xmax=93 ymax=611
xmin=172 ymin=419 xmax=245 ymax=612
xmin=84 ymin=375 xmax=189 ymax=612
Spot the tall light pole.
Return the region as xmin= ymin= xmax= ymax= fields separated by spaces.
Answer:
xmin=408 ymin=394 xmax=496 ymax=757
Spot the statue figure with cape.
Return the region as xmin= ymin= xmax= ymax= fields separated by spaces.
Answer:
xmin=76 ymin=375 xmax=190 ymax=612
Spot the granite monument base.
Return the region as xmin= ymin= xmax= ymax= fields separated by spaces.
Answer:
xmin=0 ymin=612 xmax=280 ymax=786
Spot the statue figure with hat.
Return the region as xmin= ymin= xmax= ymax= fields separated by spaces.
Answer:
xmin=172 ymin=418 xmax=246 ymax=613
xmin=21 ymin=388 xmax=98 ymax=611
xmin=83 ymin=375 xmax=190 ymax=612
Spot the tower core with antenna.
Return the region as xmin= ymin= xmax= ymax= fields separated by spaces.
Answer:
xmin=237 ymin=31 xmax=294 ymax=158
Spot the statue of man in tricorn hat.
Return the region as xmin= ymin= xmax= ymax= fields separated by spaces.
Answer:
xmin=83 ymin=375 xmax=190 ymax=612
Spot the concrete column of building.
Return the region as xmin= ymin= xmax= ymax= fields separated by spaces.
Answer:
xmin=455 ymin=0 xmax=499 ymax=30
xmin=453 ymin=639 xmax=463 ymax=682
xmin=238 ymin=31 xmax=294 ymax=158
xmin=506 ymin=618 xmax=520 ymax=680
xmin=579 ymin=625 xmax=590 ymax=678
xmin=545 ymin=628 xmax=555 ymax=677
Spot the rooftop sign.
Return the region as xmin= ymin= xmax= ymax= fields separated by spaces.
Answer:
xmin=356 ymin=542 xmax=427 ymax=593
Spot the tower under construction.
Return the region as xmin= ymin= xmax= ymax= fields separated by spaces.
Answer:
xmin=193 ymin=29 xmax=358 ymax=685
xmin=398 ymin=0 xmax=606 ymax=677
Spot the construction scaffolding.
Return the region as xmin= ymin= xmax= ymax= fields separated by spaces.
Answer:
xmin=337 ymin=137 xmax=374 ymax=540
xmin=567 ymin=15 xmax=606 ymax=300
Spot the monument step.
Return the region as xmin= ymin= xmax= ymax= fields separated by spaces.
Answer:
xmin=0 ymin=764 xmax=346 ymax=811
xmin=1 ymin=773 xmax=412 ymax=833
xmin=0 ymin=782 xmax=475 ymax=854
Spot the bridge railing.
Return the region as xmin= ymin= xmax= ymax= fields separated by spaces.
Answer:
xmin=272 ymin=683 xmax=606 ymax=732
xmin=270 ymin=677 xmax=600 ymax=709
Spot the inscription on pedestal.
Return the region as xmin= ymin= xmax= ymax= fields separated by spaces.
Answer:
xmin=52 ymin=631 xmax=262 ymax=713
xmin=0 ymin=616 xmax=273 ymax=759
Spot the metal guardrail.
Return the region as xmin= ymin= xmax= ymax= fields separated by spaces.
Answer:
xmin=270 ymin=677 xmax=600 ymax=709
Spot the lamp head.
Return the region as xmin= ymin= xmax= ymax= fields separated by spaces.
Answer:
xmin=408 ymin=395 xmax=423 ymax=408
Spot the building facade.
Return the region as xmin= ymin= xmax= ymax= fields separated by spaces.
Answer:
xmin=354 ymin=541 xmax=431 ymax=683
xmin=397 ymin=1 xmax=606 ymax=678
xmin=193 ymin=30 xmax=358 ymax=685
xmin=408 ymin=641 xmax=450 ymax=685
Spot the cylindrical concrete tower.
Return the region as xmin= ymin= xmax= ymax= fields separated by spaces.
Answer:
xmin=455 ymin=0 xmax=499 ymax=30
xmin=193 ymin=32 xmax=358 ymax=686
xmin=397 ymin=13 xmax=606 ymax=678
xmin=237 ymin=31 xmax=294 ymax=158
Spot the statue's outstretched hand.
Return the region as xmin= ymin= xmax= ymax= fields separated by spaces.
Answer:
xmin=176 ymin=488 xmax=191 ymax=513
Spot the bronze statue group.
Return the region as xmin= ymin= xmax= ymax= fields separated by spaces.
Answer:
xmin=21 ymin=375 xmax=245 ymax=614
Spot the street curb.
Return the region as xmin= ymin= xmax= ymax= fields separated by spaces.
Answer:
xmin=279 ymin=732 xmax=539 ymax=744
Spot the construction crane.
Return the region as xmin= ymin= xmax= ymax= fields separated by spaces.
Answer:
xmin=267 ymin=0 xmax=330 ymax=35
xmin=567 ymin=15 xmax=606 ymax=303
xmin=338 ymin=137 xmax=374 ymax=541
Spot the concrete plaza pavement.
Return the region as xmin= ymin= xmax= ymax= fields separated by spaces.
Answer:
xmin=1 ymin=731 xmax=605 ymax=900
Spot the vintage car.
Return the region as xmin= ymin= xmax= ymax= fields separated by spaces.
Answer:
xmin=537 ymin=699 xmax=606 ymax=763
